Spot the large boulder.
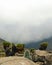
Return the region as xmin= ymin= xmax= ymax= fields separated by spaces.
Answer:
xmin=0 ymin=56 xmax=39 ymax=65
xmin=31 ymin=50 xmax=52 ymax=65
xmin=35 ymin=50 xmax=48 ymax=56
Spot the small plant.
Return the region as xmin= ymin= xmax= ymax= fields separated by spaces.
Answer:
xmin=24 ymin=50 xmax=31 ymax=59
xmin=30 ymin=48 xmax=35 ymax=53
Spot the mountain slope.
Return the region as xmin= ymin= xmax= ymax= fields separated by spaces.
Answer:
xmin=25 ymin=37 xmax=52 ymax=50
xmin=0 ymin=37 xmax=52 ymax=50
xmin=0 ymin=38 xmax=5 ymax=51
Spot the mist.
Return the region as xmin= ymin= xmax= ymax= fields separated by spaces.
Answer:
xmin=0 ymin=0 xmax=52 ymax=43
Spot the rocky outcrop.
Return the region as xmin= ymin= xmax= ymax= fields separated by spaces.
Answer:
xmin=31 ymin=50 xmax=52 ymax=65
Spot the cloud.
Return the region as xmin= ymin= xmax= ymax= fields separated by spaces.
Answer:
xmin=0 ymin=0 xmax=52 ymax=43
xmin=0 ymin=19 xmax=52 ymax=43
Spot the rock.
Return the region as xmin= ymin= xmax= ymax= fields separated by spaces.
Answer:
xmin=34 ymin=50 xmax=52 ymax=65
xmin=31 ymin=53 xmax=46 ymax=63
xmin=0 ymin=56 xmax=39 ymax=65
xmin=35 ymin=50 xmax=48 ymax=56
xmin=36 ymin=62 xmax=43 ymax=65
xmin=45 ymin=54 xmax=52 ymax=65
xmin=15 ymin=53 xmax=24 ymax=56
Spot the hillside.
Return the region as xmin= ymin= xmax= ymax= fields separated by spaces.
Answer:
xmin=25 ymin=37 xmax=52 ymax=50
xmin=0 ymin=38 xmax=5 ymax=51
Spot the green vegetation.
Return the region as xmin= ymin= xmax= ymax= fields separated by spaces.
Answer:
xmin=2 ymin=42 xmax=25 ymax=56
xmin=16 ymin=44 xmax=25 ymax=53
xmin=17 ymin=44 xmax=24 ymax=49
xmin=30 ymin=48 xmax=35 ymax=53
xmin=0 ymin=40 xmax=49 ymax=57
xmin=3 ymin=41 xmax=11 ymax=48
xmin=12 ymin=43 xmax=17 ymax=55
xmin=3 ymin=41 xmax=11 ymax=56
xmin=39 ymin=42 xmax=48 ymax=50
xmin=24 ymin=50 xmax=31 ymax=59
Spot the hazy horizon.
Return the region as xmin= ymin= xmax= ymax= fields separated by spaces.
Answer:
xmin=0 ymin=0 xmax=52 ymax=43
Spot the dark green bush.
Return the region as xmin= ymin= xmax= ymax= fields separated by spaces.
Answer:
xmin=3 ymin=41 xmax=11 ymax=49
xmin=12 ymin=43 xmax=18 ymax=54
xmin=3 ymin=41 xmax=11 ymax=56
xmin=39 ymin=42 xmax=48 ymax=50
xmin=16 ymin=44 xmax=25 ymax=53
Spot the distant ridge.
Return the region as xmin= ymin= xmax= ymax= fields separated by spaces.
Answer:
xmin=0 ymin=38 xmax=5 ymax=43
xmin=25 ymin=37 xmax=52 ymax=50
xmin=0 ymin=37 xmax=52 ymax=50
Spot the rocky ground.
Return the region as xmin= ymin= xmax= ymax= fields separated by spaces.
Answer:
xmin=0 ymin=50 xmax=52 ymax=65
xmin=0 ymin=56 xmax=39 ymax=65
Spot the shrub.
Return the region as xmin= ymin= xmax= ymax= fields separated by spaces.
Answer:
xmin=3 ymin=41 xmax=11 ymax=56
xmin=3 ymin=41 xmax=11 ymax=50
xmin=24 ymin=50 xmax=31 ymax=59
xmin=12 ymin=43 xmax=18 ymax=54
xmin=16 ymin=44 xmax=24 ymax=53
xmin=39 ymin=42 xmax=48 ymax=50
xmin=30 ymin=48 xmax=35 ymax=53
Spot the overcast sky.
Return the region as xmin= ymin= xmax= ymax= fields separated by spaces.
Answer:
xmin=0 ymin=0 xmax=52 ymax=43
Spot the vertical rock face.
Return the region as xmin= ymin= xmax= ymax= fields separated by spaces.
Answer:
xmin=0 ymin=57 xmax=39 ymax=65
